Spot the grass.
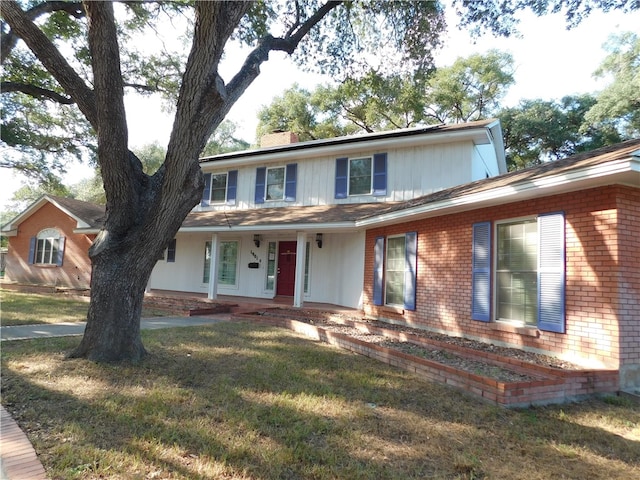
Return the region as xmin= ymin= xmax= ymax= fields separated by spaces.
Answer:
xmin=0 ymin=289 xmax=167 ymax=326
xmin=1 ymin=321 xmax=639 ymax=480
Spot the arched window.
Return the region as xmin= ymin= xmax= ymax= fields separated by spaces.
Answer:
xmin=28 ymin=228 xmax=66 ymax=266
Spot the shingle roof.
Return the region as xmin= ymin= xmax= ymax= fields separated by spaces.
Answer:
xmin=185 ymin=138 xmax=640 ymax=230
xmin=379 ymin=138 xmax=640 ymax=215
xmin=182 ymin=202 xmax=400 ymax=230
xmin=47 ymin=195 xmax=106 ymax=229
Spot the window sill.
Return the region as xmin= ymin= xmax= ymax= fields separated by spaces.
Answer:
xmin=381 ymin=306 xmax=405 ymax=315
xmin=491 ymin=322 xmax=540 ymax=338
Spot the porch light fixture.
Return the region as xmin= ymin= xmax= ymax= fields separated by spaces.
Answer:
xmin=253 ymin=234 xmax=261 ymax=248
xmin=316 ymin=233 xmax=323 ymax=248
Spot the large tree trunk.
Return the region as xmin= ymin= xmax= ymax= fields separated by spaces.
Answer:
xmin=69 ymin=251 xmax=153 ymax=362
xmin=3 ymin=0 xmax=340 ymax=363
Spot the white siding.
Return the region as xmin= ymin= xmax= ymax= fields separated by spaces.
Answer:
xmin=198 ymin=140 xmax=479 ymax=210
xmin=149 ymin=231 xmax=366 ymax=308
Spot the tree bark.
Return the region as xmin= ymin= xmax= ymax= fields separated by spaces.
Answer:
xmin=3 ymin=0 xmax=342 ymax=363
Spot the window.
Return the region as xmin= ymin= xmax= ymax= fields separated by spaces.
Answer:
xmin=255 ymin=164 xmax=297 ymax=204
xmin=266 ymin=166 xmax=285 ymax=200
xmin=335 ymin=153 xmax=387 ymax=198
xmin=496 ymin=219 xmax=538 ymax=325
xmin=373 ymin=232 xmax=417 ymax=310
xmin=203 ymin=241 xmax=239 ymax=286
xmin=349 ymin=157 xmax=372 ymax=195
xmin=265 ymin=242 xmax=276 ymax=290
xmin=201 ymin=171 xmax=237 ymax=206
xmin=28 ymin=228 xmax=65 ymax=266
xmin=166 ymin=239 xmax=176 ymax=263
xmin=472 ymin=213 xmax=565 ymax=333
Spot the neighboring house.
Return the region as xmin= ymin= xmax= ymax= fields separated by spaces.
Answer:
xmin=1 ymin=195 xmax=104 ymax=289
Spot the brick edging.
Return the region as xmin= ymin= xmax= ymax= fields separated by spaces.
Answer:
xmin=0 ymin=405 xmax=47 ymax=480
xmin=232 ymin=313 xmax=619 ymax=407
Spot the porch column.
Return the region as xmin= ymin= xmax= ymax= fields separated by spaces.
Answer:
xmin=207 ymin=233 xmax=219 ymax=300
xmin=293 ymin=232 xmax=307 ymax=308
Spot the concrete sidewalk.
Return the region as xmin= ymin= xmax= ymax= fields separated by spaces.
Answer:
xmin=0 ymin=314 xmax=230 ymax=479
xmin=1 ymin=315 xmax=229 ymax=341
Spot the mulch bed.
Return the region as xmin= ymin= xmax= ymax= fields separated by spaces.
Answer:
xmin=251 ymin=308 xmax=584 ymax=384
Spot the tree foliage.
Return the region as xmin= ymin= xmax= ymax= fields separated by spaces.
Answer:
xmin=584 ymin=31 xmax=640 ymax=137
xmin=256 ymin=51 xmax=514 ymax=138
xmin=498 ymin=94 xmax=623 ymax=170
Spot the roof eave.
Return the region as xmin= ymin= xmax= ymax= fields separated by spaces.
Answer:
xmin=356 ymin=158 xmax=639 ymax=228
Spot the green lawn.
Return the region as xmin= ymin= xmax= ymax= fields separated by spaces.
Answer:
xmin=1 ymin=289 xmax=90 ymax=326
xmin=1 ymin=320 xmax=639 ymax=480
xmin=0 ymin=289 xmax=167 ymax=326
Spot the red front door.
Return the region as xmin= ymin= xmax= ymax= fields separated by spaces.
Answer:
xmin=276 ymin=241 xmax=297 ymax=296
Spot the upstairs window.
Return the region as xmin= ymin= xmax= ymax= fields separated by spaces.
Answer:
xmin=255 ymin=164 xmax=297 ymax=204
xmin=29 ymin=228 xmax=65 ymax=266
xmin=201 ymin=171 xmax=237 ymax=206
xmin=349 ymin=157 xmax=372 ymax=195
xmin=336 ymin=153 xmax=387 ymax=198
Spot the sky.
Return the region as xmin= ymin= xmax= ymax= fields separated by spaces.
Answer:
xmin=1 ymin=4 xmax=639 ymax=210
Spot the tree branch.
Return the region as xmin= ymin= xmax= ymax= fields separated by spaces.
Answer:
xmin=224 ymin=1 xmax=343 ymax=120
xmin=1 ymin=1 xmax=84 ymax=63
xmin=1 ymin=1 xmax=97 ymax=127
xmin=1 ymin=81 xmax=75 ymax=104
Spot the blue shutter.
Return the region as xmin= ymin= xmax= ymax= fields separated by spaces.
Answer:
xmin=226 ymin=170 xmax=237 ymax=205
xmin=28 ymin=237 xmax=36 ymax=264
xmin=167 ymin=239 xmax=177 ymax=263
xmin=471 ymin=222 xmax=491 ymax=321
xmin=404 ymin=232 xmax=417 ymax=310
xmin=255 ymin=167 xmax=266 ymax=204
xmin=538 ymin=212 xmax=566 ymax=333
xmin=55 ymin=237 xmax=65 ymax=266
xmin=201 ymin=173 xmax=212 ymax=206
xmin=335 ymin=157 xmax=348 ymax=199
xmin=285 ymin=163 xmax=297 ymax=202
xmin=373 ymin=236 xmax=384 ymax=305
xmin=372 ymin=153 xmax=387 ymax=196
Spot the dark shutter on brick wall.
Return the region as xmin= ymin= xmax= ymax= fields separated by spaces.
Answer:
xmin=55 ymin=237 xmax=65 ymax=266
xmin=404 ymin=232 xmax=417 ymax=310
xmin=471 ymin=222 xmax=491 ymax=322
xmin=373 ymin=236 xmax=384 ymax=306
xmin=28 ymin=237 xmax=36 ymax=264
xmin=537 ymin=212 xmax=566 ymax=333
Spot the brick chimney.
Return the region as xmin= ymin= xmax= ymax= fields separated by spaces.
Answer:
xmin=260 ymin=130 xmax=299 ymax=148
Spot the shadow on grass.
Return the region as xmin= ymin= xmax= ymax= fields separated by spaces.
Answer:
xmin=1 ymin=321 xmax=639 ymax=479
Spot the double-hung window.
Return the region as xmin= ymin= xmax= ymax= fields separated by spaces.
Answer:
xmin=203 ymin=240 xmax=239 ymax=286
xmin=335 ymin=153 xmax=387 ymax=198
xmin=472 ymin=212 xmax=565 ymax=333
xmin=373 ymin=232 xmax=417 ymax=310
xmin=201 ymin=171 xmax=237 ymax=206
xmin=28 ymin=228 xmax=65 ymax=266
xmin=255 ymin=164 xmax=297 ymax=204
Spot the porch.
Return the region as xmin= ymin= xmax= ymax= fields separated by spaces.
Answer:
xmin=143 ymin=289 xmax=362 ymax=317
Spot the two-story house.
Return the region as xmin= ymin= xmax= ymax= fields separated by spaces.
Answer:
xmin=147 ymin=120 xmax=506 ymax=309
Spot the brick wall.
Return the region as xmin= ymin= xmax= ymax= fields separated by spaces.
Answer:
xmin=363 ymin=185 xmax=639 ymax=381
xmin=5 ymin=202 xmax=94 ymax=289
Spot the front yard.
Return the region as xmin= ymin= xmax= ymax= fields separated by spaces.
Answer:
xmin=1 ymin=320 xmax=639 ymax=479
